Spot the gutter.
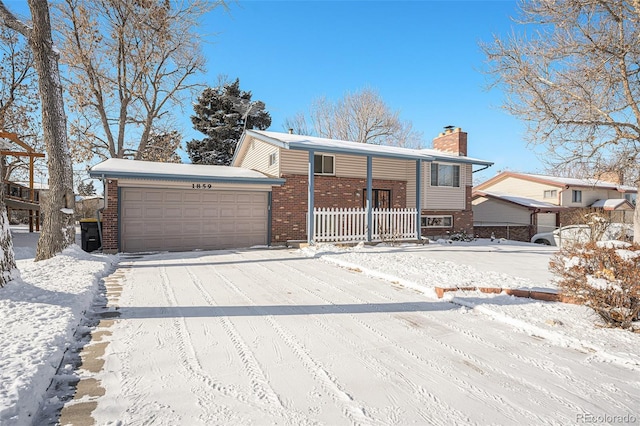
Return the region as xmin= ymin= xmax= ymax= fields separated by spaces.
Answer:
xmin=88 ymin=170 xmax=286 ymax=186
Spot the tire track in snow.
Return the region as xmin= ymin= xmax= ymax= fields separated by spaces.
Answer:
xmin=183 ymin=266 xmax=311 ymax=422
xmin=205 ymin=261 xmax=380 ymax=426
xmin=259 ymin=254 xmax=566 ymax=424
xmin=325 ymin=267 xmax=640 ymax=415
xmin=156 ymin=265 xmax=251 ymax=425
xmin=276 ymin=253 xmax=640 ymax=420
xmin=104 ymin=263 xmax=185 ymax=426
xmin=237 ymin=257 xmax=448 ymax=424
xmin=228 ymin=252 xmax=477 ymax=425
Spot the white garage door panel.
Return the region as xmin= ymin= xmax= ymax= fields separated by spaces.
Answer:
xmin=121 ymin=188 xmax=268 ymax=252
xmin=537 ymin=213 xmax=557 ymax=234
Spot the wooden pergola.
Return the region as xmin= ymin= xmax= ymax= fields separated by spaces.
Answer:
xmin=0 ymin=130 xmax=46 ymax=232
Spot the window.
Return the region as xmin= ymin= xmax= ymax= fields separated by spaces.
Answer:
xmin=430 ymin=164 xmax=460 ymax=187
xmin=268 ymin=152 xmax=277 ymax=166
xmin=421 ymin=215 xmax=453 ymax=228
xmin=314 ymin=154 xmax=334 ymax=175
xmin=625 ymin=193 xmax=637 ymax=205
xmin=572 ymin=190 xmax=582 ymax=203
xmin=543 ymin=190 xmax=557 ymax=199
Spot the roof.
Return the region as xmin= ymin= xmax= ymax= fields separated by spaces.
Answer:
xmin=237 ymin=130 xmax=494 ymax=166
xmin=476 ymin=171 xmax=637 ymax=193
xmin=589 ymin=199 xmax=635 ymax=211
xmin=473 ymin=190 xmax=564 ymax=211
xmin=89 ymin=158 xmax=285 ymax=185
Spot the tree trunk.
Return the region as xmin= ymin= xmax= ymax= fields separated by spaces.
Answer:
xmin=635 ymin=181 xmax=640 ymax=245
xmin=26 ymin=0 xmax=75 ymax=260
xmin=0 ymin=159 xmax=18 ymax=287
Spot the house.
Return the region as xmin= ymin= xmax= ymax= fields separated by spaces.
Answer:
xmin=473 ymin=171 xmax=637 ymax=241
xmin=89 ymin=127 xmax=493 ymax=253
xmin=232 ymin=128 xmax=492 ymax=244
xmin=75 ymin=194 xmax=105 ymax=221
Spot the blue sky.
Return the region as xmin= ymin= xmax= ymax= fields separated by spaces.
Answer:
xmin=195 ymin=0 xmax=547 ymax=183
xmin=5 ymin=0 xmax=547 ymax=184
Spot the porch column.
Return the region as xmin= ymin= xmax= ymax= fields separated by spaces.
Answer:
xmin=366 ymin=155 xmax=373 ymax=241
xmin=308 ymin=150 xmax=315 ymax=244
xmin=416 ymin=159 xmax=422 ymax=240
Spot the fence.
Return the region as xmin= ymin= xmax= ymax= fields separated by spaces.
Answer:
xmin=313 ymin=207 xmax=418 ymax=242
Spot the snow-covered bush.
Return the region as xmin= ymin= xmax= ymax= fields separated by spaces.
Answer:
xmin=448 ymin=231 xmax=475 ymax=242
xmin=550 ymin=241 xmax=640 ymax=330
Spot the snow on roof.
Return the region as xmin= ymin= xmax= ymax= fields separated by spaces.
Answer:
xmin=247 ymin=130 xmax=493 ymax=166
xmin=590 ymin=199 xmax=635 ymax=210
xmin=476 ymin=191 xmax=562 ymax=210
xmin=517 ymin=173 xmax=637 ymax=192
xmin=89 ymin=158 xmax=284 ymax=184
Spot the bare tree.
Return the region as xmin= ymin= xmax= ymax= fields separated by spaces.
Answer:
xmin=286 ymin=88 xmax=424 ymax=147
xmin=0 ymin=26 xmax=44 ymax=182
xmin=56 ymin=0 xmax=221 ymax=162
xmin=139 ymin=130 xmax=182 ymax=163
xmin=0 ymin=0 xmax=76 ymax=262
xmin=482 ymin=0 xmax=640 ymax=243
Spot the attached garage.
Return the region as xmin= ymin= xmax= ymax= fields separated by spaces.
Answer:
xmin=89 ymin=159 xmax=284 ymax=253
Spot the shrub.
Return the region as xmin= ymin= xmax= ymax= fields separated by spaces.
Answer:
xmin=448 ymin=231 xmax=475 ymax=242
xmin=550 ymin=241 xmax=640 ymax=330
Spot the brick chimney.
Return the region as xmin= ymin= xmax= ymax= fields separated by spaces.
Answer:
xmin=433 ymin=126 xmax=467 ymax=156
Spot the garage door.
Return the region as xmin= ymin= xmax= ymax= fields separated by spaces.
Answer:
xmin=537 ymin=212 xmax=557 ymax=234
xmin=120 ymin=188 xmax=268 ymax=252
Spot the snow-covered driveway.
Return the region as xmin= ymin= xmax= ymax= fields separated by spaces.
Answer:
xmin=92 ymin=248 xmax=639 ymax=425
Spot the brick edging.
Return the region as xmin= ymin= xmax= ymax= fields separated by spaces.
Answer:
xmin=435 ymin=286 xmax=579 ymax=304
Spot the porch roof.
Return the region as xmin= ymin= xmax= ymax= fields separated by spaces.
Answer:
xmin=243 ymin=130 xmax=494 ymax=166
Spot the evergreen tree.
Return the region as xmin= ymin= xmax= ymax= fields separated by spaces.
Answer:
xmin=187 ymin=78 xmax=271 ymax=165
xmin=77 ymin=180 xmax=96 ymax=196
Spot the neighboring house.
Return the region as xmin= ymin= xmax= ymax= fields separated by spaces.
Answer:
xmin=75 ymin=194 xmax=105 ymax=220
xmin=473 ymin=172 xmax=637 ymax=242
xmin=232 ymin=128 xmax=492 ymax=244
xmin=89 ymin=127 xmax=493 ymax=253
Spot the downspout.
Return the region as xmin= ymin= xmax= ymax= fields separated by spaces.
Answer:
xmin=529 ymin=208 xmax=540 ymax=241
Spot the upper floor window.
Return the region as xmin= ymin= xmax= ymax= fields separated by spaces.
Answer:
xmin=572 ymin=190 xmax=582 ymax=203
xmin=314 ymin=154 xmax=335 ymax=175
xmin=268 ymin=152 xmax=277 ymax=167
xmin=431 ymin=164 xmax=460 ymax=187
xmin=543 ymin=190 xmax=557 ymax=198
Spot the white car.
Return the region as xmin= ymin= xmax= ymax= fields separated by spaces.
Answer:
xmin=531 ymin=224 xmax=633 ymax=247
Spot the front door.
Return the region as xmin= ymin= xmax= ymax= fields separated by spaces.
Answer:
xmin=363 ymin=189 xmax=391 ymax=209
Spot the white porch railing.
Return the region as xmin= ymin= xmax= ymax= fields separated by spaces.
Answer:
xmin=313 ymin=207 xmax=418 ymax=242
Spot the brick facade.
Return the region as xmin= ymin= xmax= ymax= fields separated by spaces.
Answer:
xmin=271 ymin=174 xmax=407 ymax=243
xmin=474 ymin=225 xmax=534 ymax=242
xmin=101 ymin=179 xmax=119 ymax=253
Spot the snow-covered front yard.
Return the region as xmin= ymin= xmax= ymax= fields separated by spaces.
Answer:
xmin=1 ymin=227 xmax=639 ymax=425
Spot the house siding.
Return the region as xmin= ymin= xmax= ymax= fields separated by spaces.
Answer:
xmin=423 ymin=163 xmax=470 ymax=210
xmin=472 ymin=196 xmax=532 ymax=227
xmin=238 ymin=138 xmax=280 ymax=177
xmin=481 ymin=177 xmax=561 ymax=204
